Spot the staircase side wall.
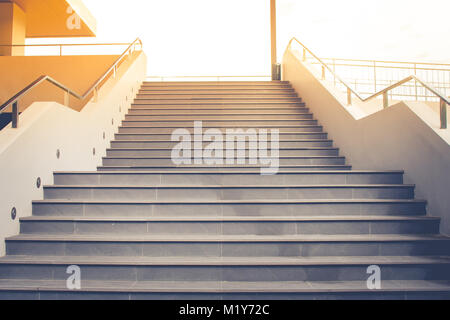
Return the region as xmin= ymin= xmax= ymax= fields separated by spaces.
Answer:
xmin=283 ymin=49 xmax=450 ymax=236
xmin=0 ymin=52 xmax=147 ymax=256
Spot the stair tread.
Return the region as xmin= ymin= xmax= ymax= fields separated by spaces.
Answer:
xmin=112 ymin=139 xmax=331 ymax=142
xmin=102 ymin=156 xmax=344 ymax=159
xmin=54 ymin=170 xmax=403 ymax=174
xmin=1 ymin=255 xmax=449 ymax=266
xmin=20 ymin=215 xmax=437 ymax=222
xmin=8 ymin=234 xmax=448 ymax=242
xmin=106 ymin=147 xmax=339 ymax=151
xmin=96 ymin=166 xmax=353 ymax=170
xmin=0 ymin=279 xmax=449 ymax=293
xmin=33 ymin=199 xmax=425 ymax=204
xmin=43 ymin=184 xmax=414 ymax=189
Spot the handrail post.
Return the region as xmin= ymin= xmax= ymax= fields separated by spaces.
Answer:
xmin=64 ymin=90 xmax=69 ymax=107
xmin=383 ymin=92 xmax=389 ymax=109
xmin=373 ymin=61 xmax=377 ymax=93
xmin=12 ymin=101 xmax=18 ymax=128
xmin=60 ymin=45 xmax=63 ymax=56
xmin=302 ymin=48 xmax=306 ymax=62
xmin=440 ymin=98 xmax=447 ymax=129
xmin=93 ymin=87 xmax=98 ymax=102
xmin=414 ymin=64 xmax=418 ymax=100
xmin=347 ymin=88 xmax=352 ymax=106
xmin=321 ymin=65 xmax=326 ymax=80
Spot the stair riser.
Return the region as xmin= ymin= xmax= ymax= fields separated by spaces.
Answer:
xmin=105 ymin=149 xmax=339 ymax=157
xmin=140 ymin=86 xmax=293 ymax=90
xmin=20 ymin=220 xmax=439 ymax=236
xmin=131 ymin=103 xmax=306 ymax=109
xmin=1 ymin=290 xmax=449 ymax=300
xmin=124 ymin=114 xmax=314 ymax=120
xmin=97 ymin=166 xmax=352 ymax=172
xmin=101 ymin=157 xmax=346 ymax=166
xmin=53 ymin=172 xmax=404 ymax=186
xmin=118 ymin=127 xmax=324 ymax=134
xmin=121 ymin=120 xmax=318 ymax=126
xmin=138 ymin=90 xmax=296 ymax=94
xmin=43 ymin=186 xmax=414 ymax=201
xmin=1 ymin=264 xmax=448 ymax=282
xmin=31 ymin=202 xmax=426 ymax=217
xmin=135 ymin=94 xmax=299 ymax=99
xmin=6 ymin=240 xmax=448 ymax=257
xmin=134 ymin=99 xmax=303 ymax=105
xmin=127 ymin=108 xmax=309 ymax=115
xmin=115 ymin=133 xmax=328 ymax=140
xmin=110 ymin=141 xmax=334 ymax=148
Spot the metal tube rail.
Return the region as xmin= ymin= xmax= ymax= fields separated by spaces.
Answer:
xmin=0 ymin=38 xmax=143 ymax=128
xmin=288 ymin=37 xmax=449 ymax=129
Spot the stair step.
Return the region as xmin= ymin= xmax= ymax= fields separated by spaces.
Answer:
xmin=42 ymin=184 xmax=414 ymax=200
xmin=30 ymin=199 xmax=427 ymax=217
xmin=19 ymin=215 xmax=440 ymax=236
xmin=110 ymin=139 xmax=334 ymax=148
xmin=124 ymin=114 xmax=314 ymax=120
xmin=138 ymin=90 xmax=296 ymax=94
xmin=6 ymin=234 xmax=449 ymax=257
xmin=0 ymin=279 xmax=449 ymax=300
xmin=127 ymin=109 xmax=310 ymax=115
xmin=118 ymin=126 xmax=325 ymax=134
xmin=0 ymin=256 xmax=448 ymax=282
xmin=101 ymin=156 xmax=346 ymax=166
xmin=115 ymin=133 xmax=328 ymax=140
xmin=105 ymin=148 xmax=339 ymax=158
xmin=53 ymin=170 xmax=405 ymax=186
xmin=97 ymin=165 xmax=353 ymax=172
xmin=136 ymin=94 xmax=299 ymax=99
xmin=120 ymin=120 xmax=318 ymax=127
xmin=129 ymin=102 xmax=308 ymax=112
xmin=132 ymin=100 xmax=303 ymax=105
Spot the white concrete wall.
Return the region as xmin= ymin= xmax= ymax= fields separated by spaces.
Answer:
xmin=0 ymin=52 xmax=147 ymax=256
xmin=283 ymin=49 xmax=450 ymax=235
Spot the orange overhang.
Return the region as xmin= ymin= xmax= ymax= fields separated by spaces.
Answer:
xmin=1 ymin=0 xmax=97 ymax=38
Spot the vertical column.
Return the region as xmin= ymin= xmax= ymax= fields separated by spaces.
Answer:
xmin=270 ymin=0 xmax=278 ymax=80
xmin=0 ymin=3 xmax=26 ymax=56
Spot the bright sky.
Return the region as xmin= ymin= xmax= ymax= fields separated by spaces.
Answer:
xmin=27 ymin=0 xmax=450 ymax=76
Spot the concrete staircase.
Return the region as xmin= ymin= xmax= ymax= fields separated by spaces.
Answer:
xmin=0 ymin=81 xmax=449 ymax=300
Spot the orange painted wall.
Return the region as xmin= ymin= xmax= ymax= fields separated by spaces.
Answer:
xmin=0 ymin=2 xmax=26 ymax=56
xmin=0 ymin=55 xmax=120 ymax=112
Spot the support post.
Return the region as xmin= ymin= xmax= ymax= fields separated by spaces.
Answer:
xmin=440 ymin=98 xmax=447 ymax=129
xmin=12 ymin=101 xmax=19 ymax=128
xmin=64 ymin=91 xmax=69 ymax=107
xmin=383 ymin=92 xmax=389 ymax=109
xmin=270 ymin=0 xmax=278 ymax=80
xmin=347 ymin=88 xmax=352 ymax=106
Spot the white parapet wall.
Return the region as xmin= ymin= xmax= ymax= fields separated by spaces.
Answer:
xmin=283 ymin=48 xmax=450 ymax=236
xmin=0 ymin=52 xmax=147 ymax=256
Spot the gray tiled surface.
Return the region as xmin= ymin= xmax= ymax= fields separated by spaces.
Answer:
xmin=1 ymin=81 xmax=449 ymax=300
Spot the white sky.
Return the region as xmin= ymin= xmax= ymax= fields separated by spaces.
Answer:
xmin=27 ymin=0 xmax=450 ymax=76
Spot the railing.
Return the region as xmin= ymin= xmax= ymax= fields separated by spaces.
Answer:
xmin=0 ymin=38 xmax=143 ymax=129
xmin=287 ymin=37 xmax=449 ymax=129
xmin=146 ymin=75 xmax=272 ymax=82
xmin=0 ymin=42 xmax=133 ymax=56
xmin=317 ymin=58 xmax=450 ymax=101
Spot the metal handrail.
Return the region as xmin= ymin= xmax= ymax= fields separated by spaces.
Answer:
xmin=0 ymin=42 xmax=134 ymax=56
xmin=320 ymin=57 xmax=450 ymax=67
xmin=0 ymin=38 xmax=143 ymax=128
xmin=287 ymin=37 xmax=449 ymax=129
